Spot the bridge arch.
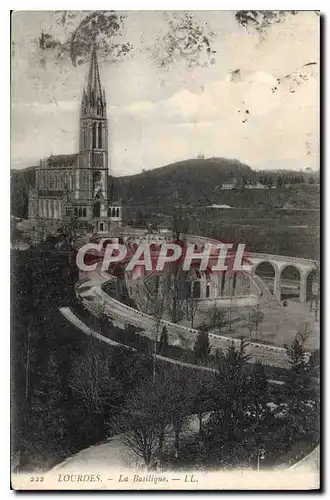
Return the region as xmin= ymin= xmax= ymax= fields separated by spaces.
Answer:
xmin=253 ymin=260 xmax=281 ymax=297
xmin=306 ymin=269 xmax=319 ymax=304
xmin=279 ymin=264 xmax=301 ymax=301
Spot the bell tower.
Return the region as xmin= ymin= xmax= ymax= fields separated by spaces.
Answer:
xmin=79 ymin=45 xmax=108 ymax=219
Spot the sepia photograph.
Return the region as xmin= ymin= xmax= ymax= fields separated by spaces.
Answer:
xmin=10 ymin=9 xmax=320 ymax=490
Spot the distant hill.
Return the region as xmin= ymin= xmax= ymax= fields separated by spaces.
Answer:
xmin=114 ymin=157 xmax=254 ymax=207
xmin=10 ymin=157 xmax=319 ymax=218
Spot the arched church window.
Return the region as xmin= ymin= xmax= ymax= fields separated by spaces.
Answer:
xmin=92 ymin=122 xmax=97 ymax=149
xmin=116 ymin=208 xmax=120 ymax=218
xmin=192 ymin=281 xmax=201 ymax=299
xmin=98 ymin=122 xmax=102 ymax=148
xmin=49 ymin=176 xmax=54 ymax=190
xmin=83 ymin=208 xmax=86 ymax=217
xmin=112 ymin=207 xmax=116 ymax=217
xmin=93 ymin=201 xmax=100 ymax=218
xmin=221 ymin=273 xmax=226 ymax=296
xmin=83 ymin=128 xmax=87 ymax=150
xmin=83 ymin=127 xmax=87 ymax=149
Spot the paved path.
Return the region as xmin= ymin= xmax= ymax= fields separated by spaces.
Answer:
xmin=77 ymin=272 xmax=290 ymax=368
xmin=60 ymin=305 xmax=285 ymax=386
xmin=51 ymin=415 xmax=201 ymax=473
xmin=288 ymin=445 xmax=320 ymax=473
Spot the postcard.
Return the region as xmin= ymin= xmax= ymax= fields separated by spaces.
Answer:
xmin=11 ymin=10 xmax=320 ymax=491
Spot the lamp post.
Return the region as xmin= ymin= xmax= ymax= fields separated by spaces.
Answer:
xmin=257 ymin=446 xmax=266 ymax=472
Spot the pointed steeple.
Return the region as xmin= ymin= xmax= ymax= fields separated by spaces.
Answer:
xmin=81 ymin=45 xmax=106 ymax=116
xmin=87 ymin=44 xmax=103 ymax=100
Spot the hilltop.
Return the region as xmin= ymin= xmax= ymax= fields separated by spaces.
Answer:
xmin=114 ymin=157 xmax=253 ymax=207
xmin=10 ymin=157 xmax=319 ymax=218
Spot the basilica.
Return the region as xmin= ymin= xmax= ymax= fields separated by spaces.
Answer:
xmin=28 ymin=46 xmax=122 ymax=232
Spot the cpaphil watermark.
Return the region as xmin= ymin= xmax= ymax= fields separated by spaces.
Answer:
xmin=76 ymin=241 xmax=252 ymax=276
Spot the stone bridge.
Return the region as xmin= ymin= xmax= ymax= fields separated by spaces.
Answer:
xmin=248 ymin=253 xmax=319 ymax=303
xmin=85 ymin=231 xmax=319 ymax=304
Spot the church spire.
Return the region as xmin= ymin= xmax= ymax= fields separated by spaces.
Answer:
xmin=87 ymin=44 xmax=103 ymax=101
xmin=81 ymin=45 xmax=106 ymax=116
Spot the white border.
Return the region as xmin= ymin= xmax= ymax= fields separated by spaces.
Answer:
xmin=3 ymin=3 xmax=327 ymax=498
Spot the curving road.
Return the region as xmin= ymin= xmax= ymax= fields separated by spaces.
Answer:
xmin=73 ymin=230 xmax=319 ymax=368
xmin=76 ymin=269 xmax=291 ymax=368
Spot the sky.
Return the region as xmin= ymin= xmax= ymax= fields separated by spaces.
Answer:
xmin=11 ymin=10 xmax=319 ymax=176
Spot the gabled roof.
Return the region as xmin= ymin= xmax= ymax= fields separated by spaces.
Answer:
xmin=46 ymin=154 xmax=78 ymax=168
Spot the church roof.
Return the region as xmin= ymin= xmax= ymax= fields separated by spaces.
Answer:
xmin=46 ymin=154 xmax=78 ymax=168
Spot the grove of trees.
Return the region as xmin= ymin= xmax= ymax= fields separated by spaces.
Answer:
xmin=109 ymin=335 xmax=319 ymax=471
xmin=11 ymin=241 xmax=319 ymax=473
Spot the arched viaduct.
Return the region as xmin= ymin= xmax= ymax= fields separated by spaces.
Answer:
xmin=249 ymin=254 xmax=319 ymax=303
xmin=83 ymin=231 xmax=319 ymax=304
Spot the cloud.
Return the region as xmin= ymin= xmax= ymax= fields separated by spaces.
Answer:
xmin=12 ymin=100 xmax=78 ymax=114
xmin=11 ymin=11 xmax=319 ymax=175
xmin=120 ymin=64 xmax=317 ymax=127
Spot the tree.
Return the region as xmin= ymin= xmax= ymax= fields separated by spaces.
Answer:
xmin=283 ymin=333 xmax=319 ymax=445
xmin=151 ymin=373 xmax=172 ymax=463
xmin=308 ymin=349 xmax=320 ymax=378
xmin=168 ymin=276 xmax=186 ymax=324
xmin=166 ymin=367 xmax=193 ymax=459
xmin=185 ymin=290 xmax=199 ymax=328
xmin=276 ymin=175 xmax=283 ymax=188
xmin=193 ymin=323 xmax=211 ymax=363
xmin=90 ymin=299 xmax=108 ymax=335
xmin=247 ymin=309 xmax=255 ymax=341
xmin=227 ymin=306 xmax=235 ymax=332
xmin=247 ymin=306 xmax=264 ymax=340
xmin=248 ymin=361 xmax=268 ymax=427
xmin=111 ymin=368 xmax=193 ymax=467
xmin=207 ymin=303 xmax=227 ymax=333
xmin=68 ymin=343 xmax=121 ymax=443
xmin=149 ymin=279 xmax=167 ymax=382
xmin=204 ymin=339 xmax=251 ymax=455
xmin=112 ymin=381 xmax=160 ymax=469
xmin=285 ymin=333 xmax=308 ymax=389
xmin=190 ymin=370 xmax=216 ymax=443
xmin=234 ymin=11 xmax=302 ymax=39
xmin=153 ymin=368 xmax=191 ymax=464
xmin=159 ymin=326 xmax=169 ymax=355
xmin=37 ymin=11 xmax=132 ymax=67
xmin=10 ymin=217 xmax=20 ymax=249
xmin=18 ymin=352 xmax=68 ymax=469
xmin=62 ymin=211 xmax=79 ymax=241
xmin=151 ymin=12 xmax=216 ymax=69
xmin=34 ymin=218 xmax=47 ymax=243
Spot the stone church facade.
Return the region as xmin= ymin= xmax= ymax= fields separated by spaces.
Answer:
xmin=28 ymin=47 xmax=122 ymax=232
